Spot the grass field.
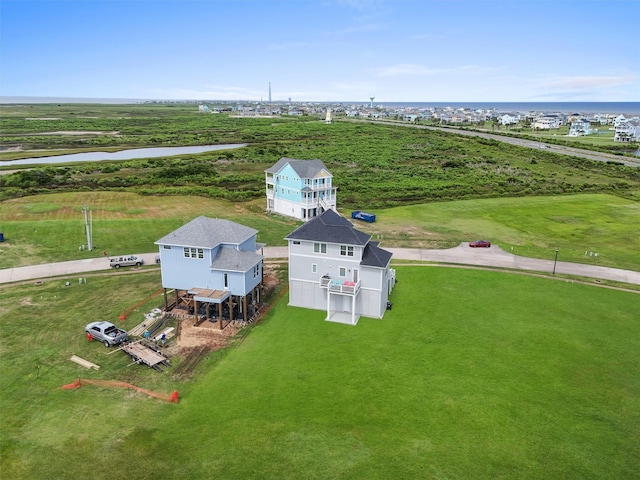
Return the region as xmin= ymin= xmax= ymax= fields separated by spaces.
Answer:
xmin=1 ymin=191 xmax=639 ymax=271
xmin=1 ymin=267 xmax=638 ymax=479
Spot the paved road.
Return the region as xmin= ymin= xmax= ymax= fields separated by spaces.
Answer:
xmin=2 ymin=245 xmax=639 ymax=286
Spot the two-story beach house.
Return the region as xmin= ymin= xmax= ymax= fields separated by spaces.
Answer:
xmin=155 ymin=216 xmax=264 ymax=327
xmin=533 ymin=115 xmax=562 ymax=130
xmin=614 ymin=118 xmax=640 ymax=142
xmin=285 ymin=209 xmax=396 ymax=325
xmin=568 ymin=118 xmax=592 ymax=137
xmin=265 ymin=157 xmax=337 ymax=221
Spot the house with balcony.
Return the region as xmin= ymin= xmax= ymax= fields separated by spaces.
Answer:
xmin=285 ymin=209 xmax=396 ymax=325
xmin=569 ymin=118 xmax=592 ymax=136
xmin=155 ymin=216 xmax=264 ymax=327
xmin=533 ymin=115 xmax=562 ymax=130
xmin=265 ymin=157 xmax=337 ymax=221
xmin=614 ymin=118 xmax=640 ymax=142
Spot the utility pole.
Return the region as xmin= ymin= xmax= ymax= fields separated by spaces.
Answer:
xmin=83 ymin=205 xmax=93 ymax=251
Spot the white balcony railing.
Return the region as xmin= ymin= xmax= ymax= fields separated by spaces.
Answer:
xmin=320 ymin=276 xmax=360 ymax=296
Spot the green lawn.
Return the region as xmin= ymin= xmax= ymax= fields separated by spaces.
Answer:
xmin=367 ymin=193 xmax=640 ymax=270
xmin=0 ymin=192 xmax=299 ymax=268
xmin=1 ymin=191 xmax=639 ymax=272
xmin=1 ymin=267 xmax=639 ymax=479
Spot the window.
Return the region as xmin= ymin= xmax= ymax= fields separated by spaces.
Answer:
xmin=312 ymin=263 xmax=317 ymax=273
xmin=163 ymin=245 xmax=171 ymax=249
xmin=339 ymin=267 xmax=346 ymax=277
xmin=340 ymin=245 xmax=354 ymax=257
xmin=223 ymin=273 xmax=229 ymax=289
xmin=293 ymin=241 xmax=300 ymax=245
xmin=253 ymin=264 xmax=260 ymax=278
xmin=313 ymin=243 xmax=327 ymax=254
xmin=183 ymin=247 xmax=204 ymax=259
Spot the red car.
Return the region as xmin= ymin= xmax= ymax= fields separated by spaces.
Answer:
xmin=469 ymin=240 xmax=491 ymax=248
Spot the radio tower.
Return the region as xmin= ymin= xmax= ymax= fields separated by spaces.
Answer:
xmin=269 ymin=82 xmax=272 ymax=104
xmin=369 ymin=95 xmax=375 ymax=108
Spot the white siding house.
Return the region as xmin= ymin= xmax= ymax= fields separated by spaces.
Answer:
xmin=155 ymin=216 xmax=264 ymax=326
xmin=614 ymin=118 xmax=640 ymax=142
xmin=265 ymin=157 xmax=337 ymax=221
xmin=285 ymin=209 xmax=396 ymax=325
xmin=569 ymin=118 xmax=592 ymax=136
xmin=533 ymin=115 xmax=562 ymax=130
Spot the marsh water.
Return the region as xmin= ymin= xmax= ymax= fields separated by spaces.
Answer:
xmin=1 ymin=144 xmax=247 ymax=166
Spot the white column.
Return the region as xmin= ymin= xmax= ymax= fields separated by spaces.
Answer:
xmin=326 ymin=291 xmax=331 ymax=320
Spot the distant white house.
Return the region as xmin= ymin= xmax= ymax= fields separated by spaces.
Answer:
xmin=285 ymin=209 xmax=396 ymax=325
xmin=265 ymin=157 xmax=337 ymax=221
xmin=613 ymin=114 xmax=627 ymax=128
xmin=534 ymin=115 xmax=562 ymax=130
xmin=568 ymin=118 xmax=592 ymax=137
xmin=499 ymin=114 xmax=519 ymax=126
xmin=614 ymin=118 xmax=640 ymax=142
xmin=155 ymin=216 xmax=264 ymax=326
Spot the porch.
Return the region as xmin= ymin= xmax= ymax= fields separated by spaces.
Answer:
xmin=320 ymin=275 xmax=361 ymax=325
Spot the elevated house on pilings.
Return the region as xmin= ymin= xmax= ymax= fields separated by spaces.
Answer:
xmin=155 ymin=216 xmax=264 ymax=328
xmin=265 ymin=157 xmax=337 ymax=221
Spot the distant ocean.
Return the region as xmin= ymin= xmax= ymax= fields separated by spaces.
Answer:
xmin=1 ymin=97 xmax=639 ymax=115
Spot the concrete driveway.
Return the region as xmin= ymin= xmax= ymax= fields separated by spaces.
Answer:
xmin=1 ymin=245 xmax=639 ymax=286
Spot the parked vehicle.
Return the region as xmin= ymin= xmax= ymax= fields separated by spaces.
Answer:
xmin=85 ymin=321 xmax=128 ymax=347
xmin=109 ymin=255 xmax=143 ymax=268
xmin=469 ymin=240 xmax=491 ymax=248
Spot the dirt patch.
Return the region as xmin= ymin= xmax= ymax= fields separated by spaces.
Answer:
xmin=171 ymin=265 xmax=278 ymax=354
xmin=177 ymin=319 xmax=240 ymax=349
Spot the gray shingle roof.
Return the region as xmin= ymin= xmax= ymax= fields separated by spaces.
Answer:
xmin=285 ymin=209 xmax=371 ymax=245
xmin=155 ymin=216 xmax=258 ymax=248
xmin=265 ymin=157 xmax=330 ymax=178
xmin=361 ymin=241 xmax=393 ymax=268
xmin=211 ymin=247 xmax=262 ymax=271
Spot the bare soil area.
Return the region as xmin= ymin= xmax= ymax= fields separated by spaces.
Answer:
xmin=169 ymin=266 xmax=280 ymax=349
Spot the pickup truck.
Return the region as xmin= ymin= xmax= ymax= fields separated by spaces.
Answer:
xmin=85 ymin=321 xmax=128 ymax=347
xmin=109 ymin=255 xmax=143 ymax=268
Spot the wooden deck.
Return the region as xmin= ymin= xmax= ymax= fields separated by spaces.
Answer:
xmin=121 ymin=342 xmax=170 ymax=371
xmin=188 ymin=287 xmax=230 ymax=302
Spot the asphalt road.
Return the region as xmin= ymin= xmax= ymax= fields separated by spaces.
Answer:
xmin=1 ymin=244 xmax=639 ymax=287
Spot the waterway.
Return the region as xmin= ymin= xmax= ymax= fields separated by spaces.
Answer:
xmin=0 ymin=144 xmax=247 ymax=167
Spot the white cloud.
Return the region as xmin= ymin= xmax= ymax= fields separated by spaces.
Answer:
xmin=541 ymin=74 xmax=637 ymax=90
xmin=373 ymin=63 xmax=500 ymax=77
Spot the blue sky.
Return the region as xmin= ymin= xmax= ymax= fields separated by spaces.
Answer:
xmin=1 ymin=0 xmax=639 ymax=102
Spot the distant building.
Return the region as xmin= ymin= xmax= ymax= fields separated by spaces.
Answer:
xmin=614 ymin=118 xmax=640 ymax=142
xmin=568 ymin=119 xmax=592 ymax=137
xmin=198 ymin=105 xmax=209 ymax=112
xmin=325 ymin=108 xmax=332 ymax=124
xmin=265 ymin=158 xmax=337 ymax=221
xmin=499 ymin=114 xmax=519 ymax=126
xmin=534 ymin=115 xmax=562 ymax=130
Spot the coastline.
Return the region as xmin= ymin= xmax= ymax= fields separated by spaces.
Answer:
xmin=2 ymin=97 xmax=639 ymax=115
